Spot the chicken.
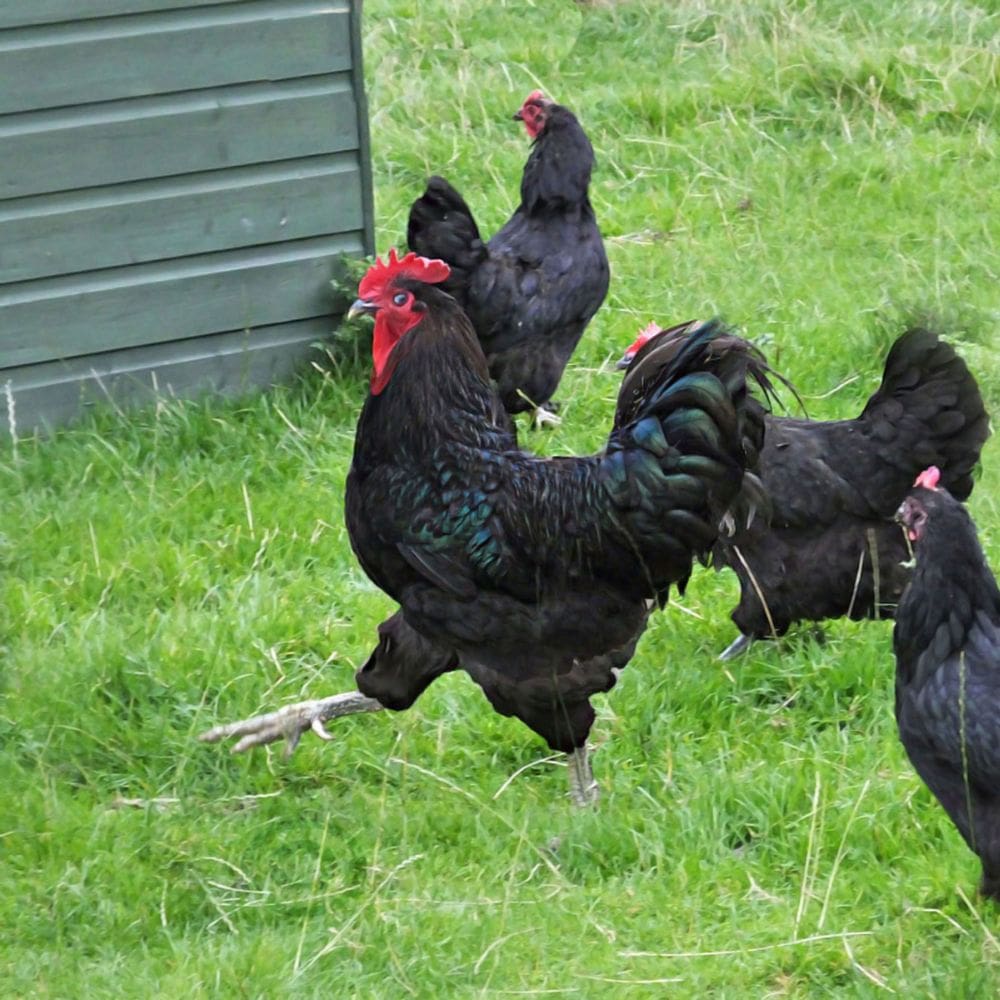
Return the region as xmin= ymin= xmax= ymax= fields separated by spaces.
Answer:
xmin=894 ymin=467 xmax=1000 ymax=900
xmin=619 ymin=324 xmax=990 ymax=658
xmin=406 ymin=90 xmax=609 ymax=428
xmin=201 ymin=256 xmax=772 ymax=805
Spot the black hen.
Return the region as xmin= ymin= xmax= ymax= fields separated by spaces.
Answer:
xmin=202 ymin=257 xmax=771 ymax=805
xmin=407 ymin=90 xmax=609 ymax=427
xmin=620 ymin=325 xmax=990 ymax=655
xmin=710 ymin=327 xmax=989 ymax=656
xmin=627 ymin=325 xmax=990 ymax=656
xmin=895 ymin=468 xmax=1000 ymax=900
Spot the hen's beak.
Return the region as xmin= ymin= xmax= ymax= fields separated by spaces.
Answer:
xmin=894 ymin=497 xmax=916 ymax=527
xmin=615 ymin=353 xmax=635 ymax=371
xmin=512 ymin=109 xmax=523 ymax=122
xmin=348 ymin=298 xmax=377 ymax=321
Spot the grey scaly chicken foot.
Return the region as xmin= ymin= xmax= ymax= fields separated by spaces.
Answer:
xmin=532 ymin=405 xmax=563 ymax=430
xmin=515 ymin=389 xmax=562 ymax=430
xmin=203 ymin=693 xmax=602 ymax=808
xmin=199 ymin=691 xmax=384 ymax=755
xmin=567 ymin=745 xmax=599 ymax=807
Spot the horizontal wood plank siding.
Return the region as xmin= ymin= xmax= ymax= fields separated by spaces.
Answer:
xmin=0 ymin=1 xmax=248 ymax=30
xmin=0 ymin=235 xmax=364 ymax=367
xmin=0 ymin=155 xmax=363 ymax=283
xmin=5 ymin=318 xmax=337 ymax=435
xmin=0 ymin=4 xmax=351 ymax=115
xmin=2 ymin=76 xmax=359 ymax=200
xmin=0 ymin=0 xmax=373 ymax=433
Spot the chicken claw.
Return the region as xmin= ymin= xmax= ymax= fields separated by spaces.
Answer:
xmin=532 ymin=405 xmax=563 ymax=430
xmin=199 ymin=691 xmax=384 ymax=756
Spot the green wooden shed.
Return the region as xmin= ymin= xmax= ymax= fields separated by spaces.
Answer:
xmin=0 ymin=0 xmax=374 ymax=433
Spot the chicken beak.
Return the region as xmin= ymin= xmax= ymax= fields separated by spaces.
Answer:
xmin=615 ymin=353 xmax=634 ymax=371
xmin=512 ymin=110 xmax=524 ymax=122
xmin=894 ymin=496 xmax=913 ymax=524
xmin=347 ymin=298 xmax=377 ymax=321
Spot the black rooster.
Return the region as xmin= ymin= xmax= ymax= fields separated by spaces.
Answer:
xmin=895 ymin=467 xmax=1000 ymax=900
xmin=620 ymin=324 xmax=990 ymax=657
xmin=407 ymin=90 xmax=609 ymax=428
xmin=201 ymin=257 xmax=771 ymax=805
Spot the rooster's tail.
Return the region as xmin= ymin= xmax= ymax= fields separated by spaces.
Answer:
xmin=605 ymin=319 xmax=776 ymax=601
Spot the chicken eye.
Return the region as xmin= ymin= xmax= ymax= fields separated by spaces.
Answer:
xmin=392 ymin=292 xmax=408 ymax=307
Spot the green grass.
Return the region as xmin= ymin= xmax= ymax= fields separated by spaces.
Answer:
xmin=4 ymin=0 xmax=1000 ymax=995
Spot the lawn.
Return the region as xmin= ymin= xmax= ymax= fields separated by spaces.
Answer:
xmin=3 ymin=0 xmax=1000 ymax=995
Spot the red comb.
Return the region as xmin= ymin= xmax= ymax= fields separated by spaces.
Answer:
xmin=621 ymin=322 xmax=662 ymax=357
xmin=358 ymin=249 xmax=450 ymax=301
xmin=524 ymin=89 xmax=546 ymax=103
xmin=914 ymin=466 xmax=941 ymax=490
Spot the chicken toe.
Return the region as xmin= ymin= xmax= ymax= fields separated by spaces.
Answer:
xmin=532 ymin=405 xmax=563 ymax=430
xmin=199 ymin=691 xmax=384 ymax=756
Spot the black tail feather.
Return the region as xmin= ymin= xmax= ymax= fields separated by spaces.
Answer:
xmin=605 ymin=319 xmax=779 ymax=597
xmin=406 ymin=176 xmax=488 ymax=300
xmin=860 ymin=326 xmax=990 ymax=503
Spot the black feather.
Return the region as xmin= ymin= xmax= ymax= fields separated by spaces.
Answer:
xmin=346 ymin=289 xmax=769 ymax=755
xmin=894 ymin=484 xmax=1000 ymax=900
xmin=407 ymin=100 xmax=608 ymax=417
xmin=711 ymin=326 xmax=991 ymax=639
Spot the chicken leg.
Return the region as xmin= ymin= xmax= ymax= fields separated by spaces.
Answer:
xmin=199 ymin=691 xmax=384 ymax=755
xmin=718 ymin=632 xmax=753 ymax=661
xmin=202 ymin=693 xmax=601 ymax=808
xmin=567 ymin=745 xmax=599 ymax=807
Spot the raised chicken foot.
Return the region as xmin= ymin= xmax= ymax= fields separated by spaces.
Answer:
xmin=567 ymin=745 xmax=600 ymax=807
xmin=199 ymin=691 xmax=384 ymax=756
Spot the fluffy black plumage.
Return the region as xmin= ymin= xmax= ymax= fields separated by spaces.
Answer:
xmin=346 ymin=288 xmax=770 ymax=760
xmin=894 ymin=482 xmax=1000 ymax=900
xmin=712 ymin=327 xmax=990 ymax=645
xmin=406 ymin=94 xmax=608 ymax=419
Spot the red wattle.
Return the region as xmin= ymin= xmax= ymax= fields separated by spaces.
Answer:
xmin=369 ymin=310 xmax=424 ymax=395
xmin=370 ymin=316 xmax=397 ymax=395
